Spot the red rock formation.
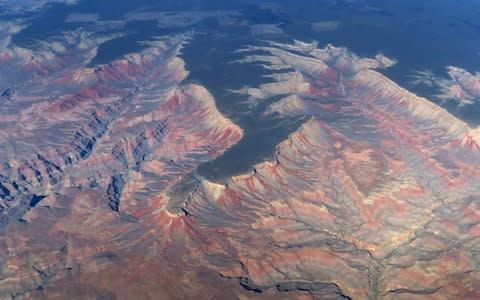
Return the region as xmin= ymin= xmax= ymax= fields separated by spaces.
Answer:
xmin=0 ymin=31 xmax=249 ymax=299
xmin=1 ymin=29 xmax=480 ymax=299
xmin=183 ymin=41 xmax=480 ymax=299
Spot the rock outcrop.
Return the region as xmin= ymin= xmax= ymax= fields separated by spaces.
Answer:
xmin=1 ymin=27 xmax=480 ymax=299
xmin=183 ymin=40 xmax=480 ymax=299
xmin=0 ymin=31 xmax=246 ymax=299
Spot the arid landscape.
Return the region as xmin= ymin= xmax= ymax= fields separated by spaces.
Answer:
xmin=1 ymin=1 xmax=480 ymax=299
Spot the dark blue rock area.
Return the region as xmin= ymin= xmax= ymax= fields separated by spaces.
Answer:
xmin=107 ymin=174 xmax=124 ymax=212
xmin=29 ymin=194 xmax=47 ymax=207
xmin=1 ymin=87 xmax=16 ymax=101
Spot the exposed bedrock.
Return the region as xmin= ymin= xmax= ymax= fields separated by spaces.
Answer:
xmin=1 ymin=29 xmax=480 ymax=299
xmin=107 ymin=174 xmax=124 ymax=212
xmin=0 ymin=30 xmax=245 ymax=299
xmin=0 ymin=31 xmax=242 ymax=226
xmin=182 ymin=40 xmax=480 ymax=299
xmin=186 ymin=116 xmax=480 ymax=299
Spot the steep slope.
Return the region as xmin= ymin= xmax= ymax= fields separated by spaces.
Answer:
xmin=0 ymin=31 xmax=245 ymax=299
xmin=2 ymin=29 xmax=480 ymax=300
xmin=183 ymin=41 xmax=480 ymax=299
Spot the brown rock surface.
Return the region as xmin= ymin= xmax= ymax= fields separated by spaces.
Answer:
xmin=0 ymin=31 xmax=249 ymax=299
xmin=185 ymin=40 xmax=480 ymax=299
xmin=1 ymin=28 xmax=480 ymax=299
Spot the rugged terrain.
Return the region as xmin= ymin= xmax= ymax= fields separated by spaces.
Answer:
xmin=0 ymin=27 xmax=479 ymax=299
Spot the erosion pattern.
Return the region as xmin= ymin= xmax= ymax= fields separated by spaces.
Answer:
xmin=435 ymin=66 xmax=480 ymax=106
xmin=185 ymin=41 xmax=480 ymax=299
xmin=0 ymin=30 xmax=250 ymax=299
xmin=410 ymin=66 xmax=480 ymax=107
xmin=1 ymin=28 xmax=480 ymax=300
xmin=0 ymin=29 xmax=244 ymax=218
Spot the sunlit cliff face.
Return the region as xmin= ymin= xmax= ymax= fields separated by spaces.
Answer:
xmin=0 ymin=21 xmax=480 ymax=300
xmin=0 ymin=30 xmax=246 ymax=299
xmin=191 ymin=40 xmax=480 ymax=299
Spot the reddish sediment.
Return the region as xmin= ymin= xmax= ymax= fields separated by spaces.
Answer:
xmin=1 ymin=31 xmax=480 ymax=299
xmin=182 ymin=41 xmax=480 ymax=298
xmin=0 ymin=31 xmax=248 ymax=299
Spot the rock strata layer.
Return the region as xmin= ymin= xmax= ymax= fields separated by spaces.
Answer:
xmin=187 ymin=40 xmax=480 ymax=299
xmin=1 ymin=31 xmax=479 ymax=299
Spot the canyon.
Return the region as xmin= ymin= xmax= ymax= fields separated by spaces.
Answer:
xmin=0 ymin=28 xmax=479 ymax=299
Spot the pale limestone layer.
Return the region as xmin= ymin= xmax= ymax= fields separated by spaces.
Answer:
xmin=184 ymin=41 xmax=480 ymax=299
xmin=1 ymin=28 xmax=480 ymax=300
xmin=0 ymin=31 xmax=245 ymax=299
